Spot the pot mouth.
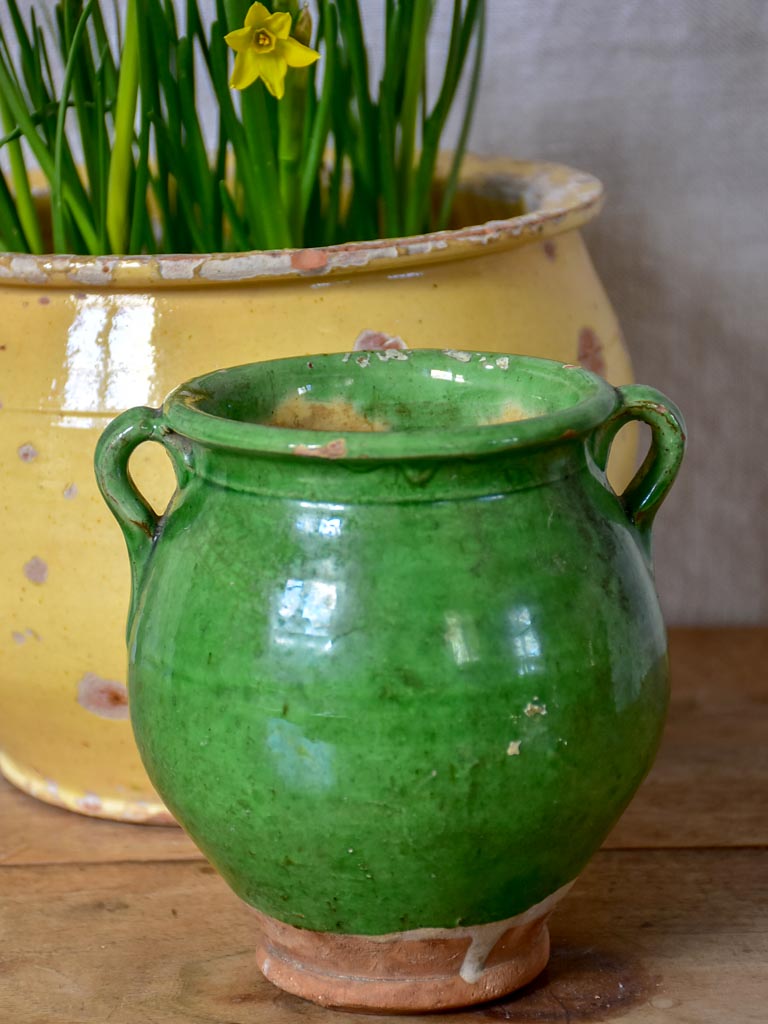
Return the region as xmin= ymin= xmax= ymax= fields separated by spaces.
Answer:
xmin=165 ymin=350 xmax=618 ymax=461
xmin=0 ymin=158 xmax=603 ymax=289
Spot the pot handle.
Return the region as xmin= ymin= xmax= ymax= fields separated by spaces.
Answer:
xmin=94 ymin=406 xmax=192 ymax=634
xmin=591 ymin=385 xmax=686 ymax=555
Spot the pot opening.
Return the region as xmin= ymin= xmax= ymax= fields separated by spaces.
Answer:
xmin=445 ymin=175 xmax=527 ymax=231
xmin=265 ymin=394 xmax=530 ymax=434
xmin=172 ymin=351 xmax=613 ymax=453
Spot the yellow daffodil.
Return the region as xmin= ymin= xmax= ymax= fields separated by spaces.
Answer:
xmin=225 ymin=2 xmax=320 ymax=99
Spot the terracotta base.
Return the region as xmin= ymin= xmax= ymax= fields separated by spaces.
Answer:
xmin=252 ymin=882 xmax=573 ymax=1013
xmin=0 ymin=750 xmax=175 ymax=824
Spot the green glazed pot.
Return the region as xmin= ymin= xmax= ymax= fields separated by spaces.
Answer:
xmin=95 ymin=350 xmax=685 ymax=1013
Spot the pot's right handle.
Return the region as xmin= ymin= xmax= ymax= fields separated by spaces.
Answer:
xmin=94 ymin=406 xmax=192 ymax=635
xmin=591 ymin=385 xmax=686 ymax=556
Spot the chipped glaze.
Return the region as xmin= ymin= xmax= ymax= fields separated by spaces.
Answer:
xmin=292 ymin=438 xmax=348 ymax=459
xmin=95 ymin=351 xmax=685 ymax=1010
xmin=0 ymin=157 xmax=637 ymax=823
xmin=17 ymin=443 xmax=38 ymax=462
xmin=352 ymin=329 xmax=408 ymax=352
xmin=0 ymin=750 xmax=174 ymax=824
xmin=0 ymin=161 xmax=603 ymax=288
xmin=23 ymin=557 xmax=48 ymax=585
xmin=76 ymin=673 xmax=130 ymax=721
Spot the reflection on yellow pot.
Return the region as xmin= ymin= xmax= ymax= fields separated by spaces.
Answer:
xmin=0 ymin=158 xmax=635 ymax=822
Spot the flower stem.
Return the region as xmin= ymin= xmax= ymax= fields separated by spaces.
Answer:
xmin=224 ymin=0 xmax=291 ymax=249
xmin=299 ymin=0 xmax=337 ymax=231
xmin=106 ymin=0 xmax=140 ymax=253
xmin=437 ymin=0 xmax=486 ymax=229
xmin=0 ymin=40 xmax=98 ymax=251
xmin=399 ymin=1 xmax=434 ymax=235
xmin=0 ymin=91 xmax=42 ymax=252
xmin=53 ymin=0 xmax=99 ymax=252
xmin=279 ymin=77 xmax=306 ymax=244
xmin=0 ymin=165 xmax=30 ymax=252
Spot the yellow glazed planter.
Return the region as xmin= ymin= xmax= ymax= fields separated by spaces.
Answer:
xmin=0 ymin=157 xmax=635 ymax=822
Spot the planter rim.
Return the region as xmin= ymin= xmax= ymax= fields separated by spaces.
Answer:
xmin=166 ymin=350 xmax=618 ymax=461
xmin=0 ymin=158 xmax=603 ymax=290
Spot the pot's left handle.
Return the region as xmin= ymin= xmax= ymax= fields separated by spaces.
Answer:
xmin=95 ymin=406 xmax=192 ymax=635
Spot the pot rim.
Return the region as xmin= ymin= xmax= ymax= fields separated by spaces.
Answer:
xmin=165 ymin=350 xmax=618 ymax=461
xmin=0 ymin=158 xmax=603 ymax=290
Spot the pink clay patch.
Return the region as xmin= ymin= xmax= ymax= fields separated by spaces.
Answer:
xmin=24 ymin=557 xmax=48 ymax=584
xmin=77 ymin=792 xmax=103 ymax=813
xmin=18 ymin=443 xmax=38 ymax=462
xmin=293 ymin=438 xmax=348 ymax=460
xmin=12 ymin=628 xmax=39 ymax=645
xmin=353 ymin=330 xmax=408 ymax=352
xmin=77 ymin=673 xmax=130 ymax=720
xmin=577 ymin=327 xmax=606 ymax=376
xmin=291 ymin=248 xmax=329 ymax=272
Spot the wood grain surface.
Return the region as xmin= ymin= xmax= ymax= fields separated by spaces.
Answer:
xmin=1 ymin=628 xmax=766 ymax=1022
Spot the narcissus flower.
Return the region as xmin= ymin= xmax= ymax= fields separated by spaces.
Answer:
xmin=225 ymin=2 xmax=320 ymax=99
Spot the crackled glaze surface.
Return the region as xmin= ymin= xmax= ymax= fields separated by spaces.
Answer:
xmin=0 ymin=158 xmax=636 ymax=821
xmin=94 ymin=351 xmax=684 ymax=1009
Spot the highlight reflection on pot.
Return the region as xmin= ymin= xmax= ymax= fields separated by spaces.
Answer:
xmin=59 ymin=295 xmax=158 ymax=426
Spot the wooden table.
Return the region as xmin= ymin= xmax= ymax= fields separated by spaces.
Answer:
xmin=1 ymin=628 xmax=766 ymax=1023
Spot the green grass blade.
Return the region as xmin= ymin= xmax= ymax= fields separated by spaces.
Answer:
xmin=53 ymin=0 xmax=99 ymax=252
xmin=178 ymin=35 xmax=215 ymax=239
xmin=219 ymin=180 xmax=249 ymax=250
xmin=0 ymin=36 xmax=97 ymax=252
xmin=33 ymin=20 xmax=61 ymax=147
xmin=128 ymin=103 xmax=151 ymax=254
xmin=299 ymin=0 xmax=337 ymax=231
xmin=410 ymin=0 xmax=483 ymax=233
xmin=0 ymin=125 xmax=43 ymax=252
xmin=335 ymin=0 xmax=377 ymax=195
xmin=0 ymin=54 xmax=43 ymax=252
xmin=0 ymin=167 xmax=32 ymax=252
xmin=94 ymin=49 xmax=112 ymax=251
xmin=400 ymin=1 xmax=435 ymax=234
xmin=90 ymin=1 xmax=117 ymax=79
xmin=437 ymin=0 xmax=486 ymax=229
xmin=63 ymin=0 xmax=105 ymax=219
xmin=106 ymin=0 xmax=140 ymax=253
xmin=5 ymin=0 xmax=45 ymax=109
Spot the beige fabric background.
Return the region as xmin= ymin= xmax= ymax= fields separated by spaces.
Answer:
xmin=5 ymin=1 xmax=767 ymax=623
xmin=448 ymin=0 xmax=768 ymax=625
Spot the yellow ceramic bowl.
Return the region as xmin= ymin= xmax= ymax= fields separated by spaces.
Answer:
xmin=0 ymin=158 xmax=635 ymax=821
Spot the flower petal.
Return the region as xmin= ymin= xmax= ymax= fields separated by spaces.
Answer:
xmin=244 ymin=2 xmax=271 ymax=29
xmin=230 ymin=49 xmax=264 ymax=91
xmin=258 ymin=54 xmax=288 ymax=99
xmin=278 ymin=36 xmax=321 ymax=68
xmin=265 ymin=11 xmax=292 ymax=39
xmin=224 ymin=27 xmax=254 ymax=53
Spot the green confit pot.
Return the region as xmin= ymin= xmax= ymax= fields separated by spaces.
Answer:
xmin=95 ymin=350 xmax=685 ymax=1013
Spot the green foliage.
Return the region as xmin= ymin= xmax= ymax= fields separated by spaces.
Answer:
xmin=0 ymin=0 xmax=486 ymax=255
